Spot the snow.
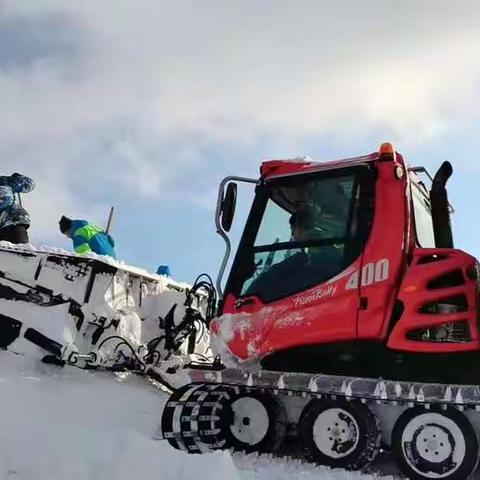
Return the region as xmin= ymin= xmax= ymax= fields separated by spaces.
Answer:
xmin=0 ymin=351 xmax=239 ymax=480
xmin=0 ymin=240 xmax=189 ymax=288
xmin=211 ymin=308 xmax=307 ymax=366
xmin=0 ymin=351 xmax=396 ymax=480
xmin=234 ymin=453 xmax=394 ymax=479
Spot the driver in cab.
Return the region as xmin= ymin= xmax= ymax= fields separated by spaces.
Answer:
xmin=244 ymin=207 xmax=343 ymax=301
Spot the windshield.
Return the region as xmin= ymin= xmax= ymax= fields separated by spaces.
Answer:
xmin=411 ymin=179 xmax=436 ymax=248
xmin=227 ymin=166 xmax=375 ymax=303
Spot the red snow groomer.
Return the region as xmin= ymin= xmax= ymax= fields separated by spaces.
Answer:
xmin=162 ymin=144 xmax=480 ymax=480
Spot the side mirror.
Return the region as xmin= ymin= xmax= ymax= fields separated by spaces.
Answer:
xmin=220 ymin=182 xmax=237 ymax=232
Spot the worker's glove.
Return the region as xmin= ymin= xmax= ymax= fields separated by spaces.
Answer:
xmin=9 ymin=173 xmax=35 ymax=194
xmin=61 ymin=342 xmax=79 ymax=364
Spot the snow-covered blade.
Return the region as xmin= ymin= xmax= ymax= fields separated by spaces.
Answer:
xmin=0 ymin=242 xmax=211 ymax=368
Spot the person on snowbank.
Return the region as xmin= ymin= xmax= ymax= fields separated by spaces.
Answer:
xmin=59 ymin=216 xmax=117 ymax=259
xmin=0 ymin=173 xmax=35 ymax=244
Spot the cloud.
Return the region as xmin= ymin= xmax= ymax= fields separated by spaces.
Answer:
xmin=0 ymin=0 xmax=479 ymax=245
xmin=2 ymin=1 xmax=479 ymax=140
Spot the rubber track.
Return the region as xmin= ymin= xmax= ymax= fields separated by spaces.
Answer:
xmin=162 ymin=366 xmax=480 ymax=457
xmin=186 ymin=367 xmax=480 ymax=410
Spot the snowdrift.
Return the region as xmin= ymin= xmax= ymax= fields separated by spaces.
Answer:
xmin=0 ymin=351 xmax=239 ymax=480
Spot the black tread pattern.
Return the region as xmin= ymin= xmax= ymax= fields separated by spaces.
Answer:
xmin=161 ymin=383 xmax=231 ymax=453
xmin=161 ymin=384 xmax=288 ymax=454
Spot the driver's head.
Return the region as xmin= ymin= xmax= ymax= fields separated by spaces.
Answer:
xmin=289 ymin=208 xmax=314 ymax=241
xmin=317 ymin=183 xmax=349 ymax=218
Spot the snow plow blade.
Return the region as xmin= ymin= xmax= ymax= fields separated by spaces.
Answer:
xmin=0 ymin=243 xmax=210 ymax=365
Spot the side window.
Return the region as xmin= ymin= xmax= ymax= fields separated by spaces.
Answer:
xmin=412 ymin=182 xmax=436 ymax=248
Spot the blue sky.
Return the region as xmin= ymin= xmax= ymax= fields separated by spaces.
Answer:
xmin=1 ymin=0 xmax=479 ymax=283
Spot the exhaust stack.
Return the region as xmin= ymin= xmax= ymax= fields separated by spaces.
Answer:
xmin=430 ymin=161 xmax=454 ymax=248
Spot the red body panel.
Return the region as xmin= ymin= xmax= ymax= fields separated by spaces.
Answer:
xmin=261 ymin=152 xmax=379 ymax=179
xmin=217 ymin=259 xmax=362 ymax=361
xmin=212 ymin=149 xmax=480 ymax=363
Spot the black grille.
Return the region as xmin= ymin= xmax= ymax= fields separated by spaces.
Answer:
xmin=407 ymin=320 xmax=471 ymax=343
xmin=417 ymin=254 xmax=448 ymax=265
xmin=427 ymin=270 xmax=465 ymax=289
xmin=419 ymin=295 xmax=468 ymax=314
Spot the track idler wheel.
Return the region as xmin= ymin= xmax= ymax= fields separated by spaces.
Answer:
xmin=298 ymin=399 xmax=380 ymax=470
xmin=392 ymin=407 xmax=479 ymax=480
xmin=161 ymin=383 xmax=230 ymax=453
xmin=220 ymin=388 xmax=287 ymax=454
xmin=161 ymin=383 xmax=204 ymax=451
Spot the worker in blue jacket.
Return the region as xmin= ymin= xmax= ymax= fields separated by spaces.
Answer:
xmin=59 ymin=216 xmax=117 ymax=259
xmin=0 ymin=173 xmax=35 ymax=244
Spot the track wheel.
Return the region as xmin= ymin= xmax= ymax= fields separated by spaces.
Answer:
xmin=221 ymin=388 xmax=287 ymax=453
xmin=161 ymin=383 xmax=204 ymax=451
xmin=392 ymin=407 xmax=479 ymax=480
xmin=298 ymin=399 xmax=380 ymax=470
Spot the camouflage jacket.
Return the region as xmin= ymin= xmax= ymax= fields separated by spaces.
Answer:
xmin=0 ymin=174 xmax=35 ymax=230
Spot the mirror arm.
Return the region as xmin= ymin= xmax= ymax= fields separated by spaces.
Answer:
xmin=215 ymin=176 xmax=257 ymax=300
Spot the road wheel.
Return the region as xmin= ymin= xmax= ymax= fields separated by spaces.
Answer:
xmin=298 ymin=399 xmax=380 ymax=470
xmin=221 ymin=388 xmax=287 ymax=453
xmin=392 ymin=407 xmax=479 ymax=479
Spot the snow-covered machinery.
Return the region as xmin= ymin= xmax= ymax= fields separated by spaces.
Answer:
xmin=0 ymin=242 xmax=213 ymax=373
xmin=161 ymin=143 xmax=480 ymax=479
